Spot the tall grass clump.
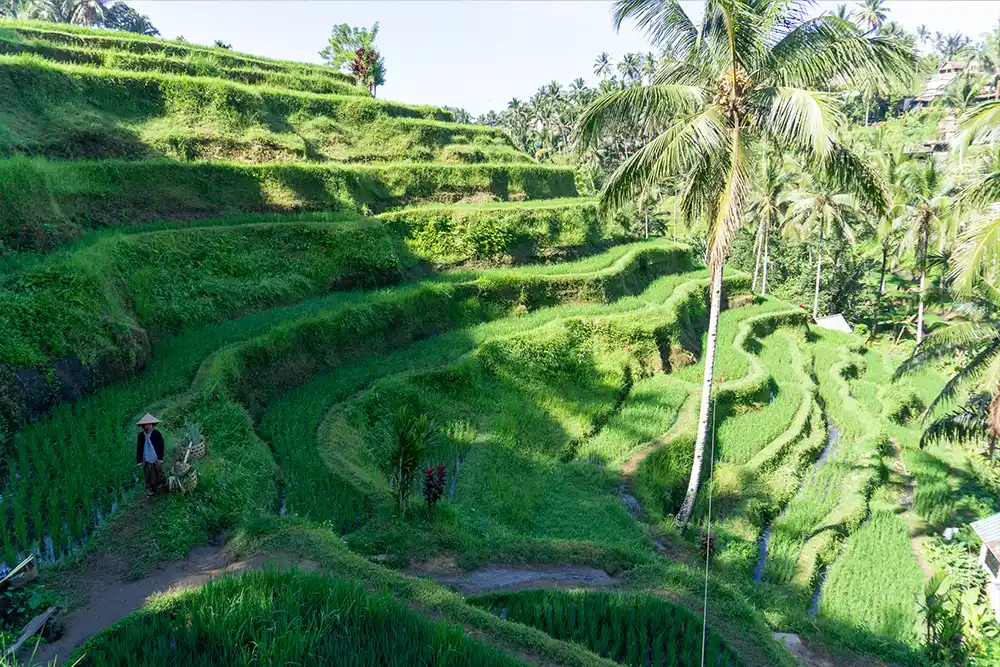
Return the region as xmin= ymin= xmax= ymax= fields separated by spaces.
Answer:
xmin=76 ymin=568 xmax=526 ymax=666
xmin=472 ymin=590 xmax=744 ymax=667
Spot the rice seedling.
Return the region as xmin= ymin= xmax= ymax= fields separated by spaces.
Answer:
xmin=471 ymin=589 xmax=745 ymax=667
xmin=76 ymin=567 xmax=527 ymax=666
xmin=819 ymin=512 xmax=923 ymax=647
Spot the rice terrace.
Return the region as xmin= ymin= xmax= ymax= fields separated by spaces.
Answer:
xmin=3 ymin=0 xmax=1000 ymax=664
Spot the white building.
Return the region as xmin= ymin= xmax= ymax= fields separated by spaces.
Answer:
xmin=970 ymin=513 xmax=1000 ymax=622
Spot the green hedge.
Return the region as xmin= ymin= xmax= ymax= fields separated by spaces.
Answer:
xmin=377 ymin=199 xmax=625 ymax=264
xmin=1 ymin=19 xmax=352 ymax=83
xmin=0 ymin=57 xmax=511 ymax=162
xmin=75 ymin=568 xmax=526 ymax=666
xmin=471 ymin=590 xmax=744 ymax=667
xmin=0 ymin=157 xmax=578 ymax=251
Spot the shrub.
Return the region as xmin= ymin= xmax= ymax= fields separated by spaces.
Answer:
xmin=387 ymin=407 xmax=436 ymax=514
xmin=422 ymin=462 xmax=446 ymax=517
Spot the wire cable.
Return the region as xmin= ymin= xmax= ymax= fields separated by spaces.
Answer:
xmin=700 ymin=375 xmax=719 ymax=667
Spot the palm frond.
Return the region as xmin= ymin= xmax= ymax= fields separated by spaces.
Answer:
xmin=612 ymin=0 xmax=699 ymax=59
xmin=765 ymin=16 xmax=915 ymax=90
xmin=951 ymin=215 xmax=1000 ymax=293
xmin=707 ymin=123 xmax=752 ymax=268
xmin=755 ymin=86 xmax=840 ymax=159
xmin=959 ymin=99 xmax=1000 ymax=146
xmin=575 ymin=85 xmax=706 ymax=150
xmin=921 ymin=393 xmax=991 ymax=447
xmin=924 ymin=341 xmax=1000 ymax=416
xmin=597 ymin=107 xmax=730 ymax=215
xmin=825 ymin=141 xmax=889 ymax=217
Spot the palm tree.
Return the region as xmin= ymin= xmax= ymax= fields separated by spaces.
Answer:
xmin=594 ymin=52 xmax=613 ymax=79
xmin=643 ymin=51 xmax=658 ymax=84
xmin=577 ymin=0 xmax=910 ymax=528
xmin=944 ymin=72 xmax=992 ymax=114
xmin=917 ymin=25 xmax=931 ymax=50
xmin=853 ymin=0 xmax=888 ymax=35
xmin=747 ymin=151 xmax=792 ymax=296
xmin=783 ymin=176 xmax=861 ymax=318
xmin=869 ymin=150 xmax=907 ymax=341
xmin=937 ymin=32 xmax=972 ymax=61
xmin=980 ymin=22 xmax=1000 ymax=101
xmin=617 ymin=52 xmax=643 ymax=88
xmin=103 ymin=3 xmax=159 ymax=35
xmin=569 ymin=78 xmax=590 ymax=107
xmin=898 ymin=283 xmax=1000 ymax=460
xmin=900 ymin=159 xmax=953 ymax=344
xmin=833 ymin=4 xmax=850 ymax=20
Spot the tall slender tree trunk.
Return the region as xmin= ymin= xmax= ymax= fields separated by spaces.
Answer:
xmin=917 ymin=267 xmax=926 ymax=345
xmin=751 ymin=223 xmax=764 ymax=292
xmin=675 ymin=262 xmax=724 ymax=528
xmin=871 ymin=244 xmax=888 ymax=342
xmin=761 ymin=223 xmax=770 ymax=297
xmin=813 ymin=228 xmax=823 ymax=319
xmin=917 ymin=226 xmax=928 ymax=345
xmin=673 ymin=192 xmax=678 ymax=242
xmin=644 ymin=211 xmax=649 ymax=239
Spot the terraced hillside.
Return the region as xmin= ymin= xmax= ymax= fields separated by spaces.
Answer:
xmin=2 ymin=19 xmax=997 ymax=667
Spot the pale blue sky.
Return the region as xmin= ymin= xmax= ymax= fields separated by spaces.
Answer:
xmin=131 ymin=1 xmax=1000 ymax=114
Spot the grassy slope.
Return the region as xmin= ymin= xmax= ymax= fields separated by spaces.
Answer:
xmin=0 ymin=56 xmax=527 ymax=165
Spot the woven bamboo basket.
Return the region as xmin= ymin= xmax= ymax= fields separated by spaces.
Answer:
xmin=168 ymin=460 xmax=198 ymax=494
xmin=185 ymin=439 xmax=206 ymax=461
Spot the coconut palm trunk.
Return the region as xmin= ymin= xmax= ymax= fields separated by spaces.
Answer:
xmin=761 ymin=223 xmax=770 ymax=296
xmin=751 ymin=223 xmax=764 ymax=292
xmin=813 ymin=227 xmax=824 ymax=319
xmin=675 ymin=261 xmax=724 ymax=527
xmin=917 ymin=224 xmax=928 ymax=344
xmin=870 ymin=244 xmax=889 ymax=342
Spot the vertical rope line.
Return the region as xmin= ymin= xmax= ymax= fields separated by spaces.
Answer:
xmin=700 ymin=378 xmax=718 ymax=667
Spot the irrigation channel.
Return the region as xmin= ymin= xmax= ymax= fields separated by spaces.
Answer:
xmin=752 ymin=423 xmax=841 ymax=599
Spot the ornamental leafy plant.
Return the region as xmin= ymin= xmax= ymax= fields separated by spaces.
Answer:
xmin=422 ymin=462 xmax=447 ymax=517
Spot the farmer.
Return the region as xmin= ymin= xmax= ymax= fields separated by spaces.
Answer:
xmin=135 ymin=413 xmax=166 ymax=497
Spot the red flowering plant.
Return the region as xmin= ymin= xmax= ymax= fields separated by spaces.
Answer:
xmin=422 ymin=462 xmax=447 ymax=518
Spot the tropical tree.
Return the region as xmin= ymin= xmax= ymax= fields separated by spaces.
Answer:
xmin=577 ymin=0 xmax=910 ymax=528
xmin=319 ymin=22 xmax=386 ymax=95
xmin=937 ymin=32 xmax=972 ymax=62
xmin=617 ymin=52 xmax=643 ymax=87
xmin=980 ymin=22 xmax=1000 ymax=101
xmin=783 ymin=176 xmax=861 ymax=318
xmin=869 ymin=150 xmax=908 ymax=341
xmin=746 ymin=151 xmax=792 ymax=296
xmin=945 ymin=72 xmax=992 ymax=114
xmin=899 ymin=283 xmax=1000 ymax=460
xmin=853 ymin=0 xmax=888 ymax=35
xmin=102 ymin=2 xmax=158 ymax=35
xmin=594 ymin=52 xmax=613 ymax=78
xmin=917 ymin=25 xmax=931 ymax=50
xmin=900 ymin=159 xmax=953 ymax=344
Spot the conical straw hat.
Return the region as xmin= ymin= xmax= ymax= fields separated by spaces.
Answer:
xmin=136 ymin=413 xmax=160 ymax=426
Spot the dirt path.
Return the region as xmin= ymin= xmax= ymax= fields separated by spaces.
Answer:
xmin=406 ymin=558 xmax=619 ymax=597
xmin=24 ymin=547 xmax=317 ymax=666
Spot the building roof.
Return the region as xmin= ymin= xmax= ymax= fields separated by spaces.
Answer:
xmin=972 ymin=513 xmax=1000 ymax=554
xmin=814 ymin=314 xmax=852 ymax=334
